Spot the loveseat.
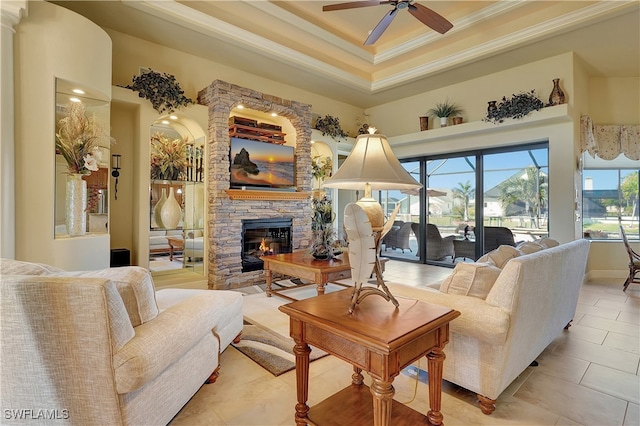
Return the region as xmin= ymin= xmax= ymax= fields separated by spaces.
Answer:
xmin=387 ymin=238 xmax=590 ymax=414
xmin=0 ymin=259 xmax=243 ymax=425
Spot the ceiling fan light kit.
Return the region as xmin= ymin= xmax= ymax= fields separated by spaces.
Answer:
xmin=323 ymin=0 xmax=453 ymax=45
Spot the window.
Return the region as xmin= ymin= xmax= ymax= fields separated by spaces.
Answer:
xmin=582 ymin=157 xmax=639 ymax=240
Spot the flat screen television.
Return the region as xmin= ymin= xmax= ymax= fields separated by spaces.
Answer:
xmin=229 ymin=137 xmax=296 ymax=190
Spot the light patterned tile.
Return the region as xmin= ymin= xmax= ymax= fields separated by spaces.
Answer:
xmin=604 ymin=331 xmax=640 ymax=355
xmin=578 ymin=314 xmax=640 ymax=338
xmin=563 ymin=323 xmax=608 ymax=344
xmin=596 ymin=297 xmax=633 ymax=311
xmin=514 ymin=371 xmax=627 ymax=425
xmin=575 ymin=302 xmax=621 ymax=320
xmin=581 ymin=363 xmax=640 ymax=403
xmin=625 ymin=402 xmax=640 ymax=426
xmin=534 ymin=350 xmax=590 ymax=384
xmin=554 ymin=333 xmax=639 ymax=374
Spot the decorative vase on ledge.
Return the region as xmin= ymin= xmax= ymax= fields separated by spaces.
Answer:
xmin=153 ymin=188 xmax=167 ymax=228
xmin=160 ymin=187 xmax=181 ymax=229
xmin=548 ymin=78 xmax=565 ymax=106
xmin=65 ymin=173 xmax=87 ymax=237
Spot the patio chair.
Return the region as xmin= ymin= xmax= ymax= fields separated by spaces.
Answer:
xmin=426 ymin=223 xmax=455 ymax=261
xmin=620 ymin=225 xmax=640 ymax=291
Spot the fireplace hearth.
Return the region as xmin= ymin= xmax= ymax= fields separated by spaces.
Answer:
xmin=242 ymin=218 xmax=293 ymax=272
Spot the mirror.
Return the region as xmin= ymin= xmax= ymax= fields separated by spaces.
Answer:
xmin=54 ymin=78 xmax=110 ymax=238
xmin=148 ymin=113 xmax=206 ymax=275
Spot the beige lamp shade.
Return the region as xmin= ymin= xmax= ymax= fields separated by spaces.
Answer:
xmin=322 ymin=133 xmax=422 ymax=229
xmin=322 ymin=133 xmax=422 ymax=192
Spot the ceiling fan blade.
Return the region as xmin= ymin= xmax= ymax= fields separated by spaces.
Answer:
xmin=408 ymin=3 xmax=453 ymax=34
xmin=364 ymin=8 xmax=398 ymax=45
xmin=323 ymin=1 xmax=385 ymax=12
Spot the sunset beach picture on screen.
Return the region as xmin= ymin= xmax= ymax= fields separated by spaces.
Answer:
xmin=230 ymin=137 xmax=295 ymax=190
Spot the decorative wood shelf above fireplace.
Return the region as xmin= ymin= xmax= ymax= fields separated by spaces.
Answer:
xmin=225 ymin=189 xmax=311 ymax=201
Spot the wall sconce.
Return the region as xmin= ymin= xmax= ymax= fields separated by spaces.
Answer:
xmin=111 ymin=154 xmax=121 ymax=200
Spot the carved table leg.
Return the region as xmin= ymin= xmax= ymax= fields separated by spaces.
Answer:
xmin=426 ymin=348 xmax=446 ymax=426
xmin=293 ymin=339 xmax=311 ymax=426
xmin=370 ymin=378 xmax=394 ymax=426
xmin=265 ymin=268 xmax=273 ymax=297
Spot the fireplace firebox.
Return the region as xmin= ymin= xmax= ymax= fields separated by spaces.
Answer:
xmin=241 ymin=218 xmax=293 ymax=272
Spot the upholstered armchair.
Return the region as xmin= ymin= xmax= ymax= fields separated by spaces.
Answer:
xmin=426 ymin=223 xmax=455 ymax=261
xmin=0 ymin=259 xmax=243 ymax=426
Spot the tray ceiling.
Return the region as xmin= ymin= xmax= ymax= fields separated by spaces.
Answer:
xmin=51 ymin=1 xmax=639 ymax=108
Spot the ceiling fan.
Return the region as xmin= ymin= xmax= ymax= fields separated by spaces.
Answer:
xmin=323 ymin=0 xmax=453 ymax=45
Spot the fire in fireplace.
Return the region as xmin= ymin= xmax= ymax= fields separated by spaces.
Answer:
xmin=241 ymin=218 xmax=293 ymax=272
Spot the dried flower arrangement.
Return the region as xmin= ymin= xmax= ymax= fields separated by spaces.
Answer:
xmin=124 ymin=69 xmax=194 ymax=114
xmin=312 ymin=156 xmax=332 ymax=181
xmin=315 ymin=115 xmax=348 ymax=140
xmin=484 ymin=90 xmax=545 ymax=124
xmin=310 ymin=196 xmax=337 ymax=259
xmin=150 ymin=132 xmax=189 ymax=180
xmin=55 ymin=102 xmax=109 ymax=175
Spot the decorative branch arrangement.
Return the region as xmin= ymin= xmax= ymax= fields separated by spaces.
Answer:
xmin=315 ymin=115 xmax=348 ymax=140
xmin=124 ymin=69 xmax=194 ymax=114
xmin=484 ymin=90 xmax=544 ymax=124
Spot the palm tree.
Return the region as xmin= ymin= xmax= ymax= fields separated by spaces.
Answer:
xmin=498 ymin=167 xmax=548 ymax=227
xmin=452 ymin=181 xmax=474 ymax=221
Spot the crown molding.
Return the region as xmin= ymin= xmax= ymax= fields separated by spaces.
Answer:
xmin=372 ymin=1 xmax=639 ymax=92
xmin=123 ymin=0 xmax=638 ymax=96
xmin=1 ymin=0 xmax=27 ymax=31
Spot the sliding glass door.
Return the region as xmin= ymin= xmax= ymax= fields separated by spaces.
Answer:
xmin=379 ymin=142 xmax=549 ymax=266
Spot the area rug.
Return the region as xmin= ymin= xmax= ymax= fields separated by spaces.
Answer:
xmin=232 ymin=320 xmax=328 ymax=376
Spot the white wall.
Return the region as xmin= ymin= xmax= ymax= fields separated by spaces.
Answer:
xmin=13 ymin=1 xmax=112 ymax=269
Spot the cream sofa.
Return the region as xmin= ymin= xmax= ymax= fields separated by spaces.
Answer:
xmin=0 ymin=259 xmax=243 ymax=425
xmin=387 ymin=238 xmax=590 ymax=414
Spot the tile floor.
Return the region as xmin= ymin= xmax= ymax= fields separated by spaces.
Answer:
xmin=168 ymin=261 xmax=640 ymax=426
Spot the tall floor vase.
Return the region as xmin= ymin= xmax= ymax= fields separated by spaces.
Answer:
xmin=153 ymin=188 xmax=167 ymax=228
xmin=66 ymin=173 xmax=87 ymax=237
xmin=160 ymin=187 xmax=181 ymax=229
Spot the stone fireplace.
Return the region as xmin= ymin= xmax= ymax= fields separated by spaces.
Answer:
xmin=197 ymin=80 xmax=313 ymax=290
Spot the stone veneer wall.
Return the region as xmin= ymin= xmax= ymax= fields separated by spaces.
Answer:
xmin=197 ymin=80 xmax=313 ymax=290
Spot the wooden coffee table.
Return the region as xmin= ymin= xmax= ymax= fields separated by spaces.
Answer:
xmin=167 ymin=237 xmax=184 ymax=261
xmin=261 ymin=251 xmax=351 ymax=300
xmin=279 ymin=288 xmax=460 ymax=426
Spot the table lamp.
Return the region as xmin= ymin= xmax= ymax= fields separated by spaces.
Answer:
xmin=323 ymin=128 xmax=422 ymax=310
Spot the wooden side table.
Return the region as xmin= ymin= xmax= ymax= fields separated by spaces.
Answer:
xmin=167 ymin=237 xmax=184 ymax=261
xmin=279 ymin=289 xmax=460 ymax=426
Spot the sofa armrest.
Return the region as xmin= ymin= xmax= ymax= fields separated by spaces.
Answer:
xmin=387 ymin=282 xmax=511 ymax=345
xmin=112 ymin=294 xmax=222 ymax=394
xmin=57 ymin=266 xmax=159 ymax=327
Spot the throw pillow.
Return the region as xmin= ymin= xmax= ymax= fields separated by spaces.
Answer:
xmin=439 ymin=262 xmax=502 ymax=299
xmin=517 ymin=241 xmax=545 ymax=254
xmin=477 ymin=245 xmax=521 ymax=269
xmin=537 ymin=237 xmax=559 ymax=248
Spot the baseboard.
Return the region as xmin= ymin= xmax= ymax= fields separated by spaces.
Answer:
xmin=585 ymin=270 xmax=627 ymax=281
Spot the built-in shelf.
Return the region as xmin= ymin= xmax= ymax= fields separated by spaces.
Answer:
xmin=225 ymin=189 xmax=311 ymax=201
xmin=389 ymin=104 xmax=572 ymax=147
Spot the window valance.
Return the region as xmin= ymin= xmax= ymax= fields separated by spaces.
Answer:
xmin=580 ymin=115 xmax=640 ymax=161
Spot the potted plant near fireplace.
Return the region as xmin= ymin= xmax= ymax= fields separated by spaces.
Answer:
xmin=309 ymin=196 xmax=336 ymax=259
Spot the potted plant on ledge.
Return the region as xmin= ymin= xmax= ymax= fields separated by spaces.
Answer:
xmin=427 ymin=99 xmax=463 ymax=128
